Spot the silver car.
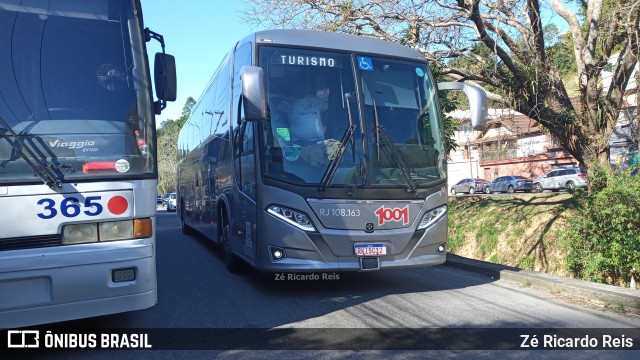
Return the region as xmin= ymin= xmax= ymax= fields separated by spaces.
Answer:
xmin=450 ymin=178 xmax=490 ymax=195
xmin=167 ymin=193 xmax=177 ymax=212
xmin=533 ymin=167 xmax=588 ymax=192
xmin=484 ymin=176 xmax=534 ymax=194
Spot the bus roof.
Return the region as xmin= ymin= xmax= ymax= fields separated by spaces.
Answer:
xmin=247 ymin=29 xmax=426 ymax=62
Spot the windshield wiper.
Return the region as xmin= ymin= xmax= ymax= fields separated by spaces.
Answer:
xmin=346 ymin=156 xmax=367 ymax=197
xmin=319 ymin=93 xmax=358 ymax=190
xmin=0 ymin=115 xmax=62 ymax=189
xmin=372 ymin=100 xmax=417 ymax=193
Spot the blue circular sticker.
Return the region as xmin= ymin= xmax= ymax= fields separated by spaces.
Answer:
xmin=415 ymin=68 xmax=425 ymax=77
xmin=283 ymin=146 xmax=300 ymax=161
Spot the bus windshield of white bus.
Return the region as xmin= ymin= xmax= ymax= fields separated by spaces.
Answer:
xmin=0 ymin=0 xmax=154 ymax=185
xmin=260 ymin=47 xmax=445 ymax=189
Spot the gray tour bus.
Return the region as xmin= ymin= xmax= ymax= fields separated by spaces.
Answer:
xmin=176 ymin=29 xmax=487 ymax=272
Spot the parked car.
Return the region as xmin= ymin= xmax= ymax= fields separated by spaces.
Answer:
xmin=533 ymin=167 xmax=588 ymax=192
xmin=161 ymin=193 xmax=171 ymax=205
xmin=167 ymin=193 xmax=177 ymax=212
xmin=484 ymin=176 xmax=534 ymax=194
xmin=156 ymin=195 xmax=162 ymax=204
xmin=450 ymin=178 xmax=490 ymax=195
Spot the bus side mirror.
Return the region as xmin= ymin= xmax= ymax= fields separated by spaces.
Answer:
xmin=154 ymin=53 xmax=177 ymax=114
xmin=437 ymin=82 xmax=488 ymax=131
xmin=240 ymin=66 xmax=268 ymax=121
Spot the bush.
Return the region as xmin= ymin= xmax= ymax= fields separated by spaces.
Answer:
xmin=564 ymin=165 xmax=640 ymax=287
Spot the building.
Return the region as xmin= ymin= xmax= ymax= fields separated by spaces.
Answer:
xmin=603 ymin=53 xmax=639 ymax=166
xmin=447 ymin=109 xmax=579 ymax=189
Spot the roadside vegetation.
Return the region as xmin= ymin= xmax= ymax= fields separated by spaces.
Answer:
xmin=448 ymin=192 xmax=577 ymax=277
xmin=563 ymin=166 xmax=640 ymax=288
xmin=449 ymin=166 xmax=640 ymax=288
xmin=156 ymin=97 xmax=194 ymax=195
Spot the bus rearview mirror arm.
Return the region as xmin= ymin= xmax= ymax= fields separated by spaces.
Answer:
xmin=146 ymin=28 xmax=177 ymax=115
xmin=437 ymin=82 xmax=488 ymax=131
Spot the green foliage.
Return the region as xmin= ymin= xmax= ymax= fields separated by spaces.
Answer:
xmin=564 ymin=165 xmax=640 ymax=286
xmin=430 ymin=64 xmax=459 ymax=156
xmin=182 ymin=96 xmax=196 ymax=116
xmin=448 ymin=221 xmax=465 ymax=251
xmin=156 ymin=98 xmax=192 ymax=194
xmin=546 ymin=33 xmax=577 ymax=76
xmin=518 ymin=256 xmax=534 ymax=270
xmin=475 ymin=217 xmax=499 ymax=256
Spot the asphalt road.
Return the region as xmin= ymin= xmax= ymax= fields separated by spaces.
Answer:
xmin=23 ymin=209 xmax=640 ymax=359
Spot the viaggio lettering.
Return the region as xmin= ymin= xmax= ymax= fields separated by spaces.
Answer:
xmin=279 ymin=55 xmax=335 ymax=67
xmin=49 ymin=139 xmax=95 ymax=149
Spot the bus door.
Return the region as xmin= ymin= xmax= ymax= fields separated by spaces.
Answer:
xmin=233 ymin=120 xmax=258 ymax=263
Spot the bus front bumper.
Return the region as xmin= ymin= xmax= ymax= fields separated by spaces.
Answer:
xmin=0 ymin=239 xmax=157 ymax=329
xmin=255 ymin=210 xmax=448 ymax=272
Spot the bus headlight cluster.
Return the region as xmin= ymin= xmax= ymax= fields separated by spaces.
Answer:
xmin=417 ymin=205 xmax=447 ymax=230
xmin=267 ymin=205 xmax=316 ymax=232
xmin=99 ymin=220 xmax=134 ymax=241
xmin=62 ymin=218 xmax=152 ymax=244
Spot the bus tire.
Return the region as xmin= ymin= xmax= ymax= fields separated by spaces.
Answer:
xmin=180 ymin=200 xmax=192 ymax=235
xmin=181 ymin=220 xmax=192 ymax=235
xmin=220 ymin=214 xmax=243 ymax=273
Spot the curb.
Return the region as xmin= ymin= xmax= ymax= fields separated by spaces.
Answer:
xmin=445 ymin=253 xmax=640 ymax=315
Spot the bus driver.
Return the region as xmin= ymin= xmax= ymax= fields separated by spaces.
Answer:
xmin=277 ymin=81 xmax=329 ymax=142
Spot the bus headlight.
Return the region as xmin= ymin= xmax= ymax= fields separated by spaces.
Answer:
xmin=99 ymin=220 xmax=134 ymax=241
xmin=267 ymin=205 xmax=316 ymax=232
xmin=417 ymin=205 xmax=447 ymax=230
xmin=63 ymin=223 xmax=98 ymax=244
xmin=62 ymin=218 xmax=152 ymax=244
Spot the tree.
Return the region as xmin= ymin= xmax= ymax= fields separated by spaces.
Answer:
xmin=182 ymin=96 xmax=196 ymax=116
xmin=156 ymin=98 xmax=193 ymax=194
xmin=241 ymin=0 xmax=640 ymax=171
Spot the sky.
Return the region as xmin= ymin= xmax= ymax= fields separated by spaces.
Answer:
xmin=140 ymin=0 xmax=254 ymax=127
xmin=139 ymin=0 xmax=576 ymax=128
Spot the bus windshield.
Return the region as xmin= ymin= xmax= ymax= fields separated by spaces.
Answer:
xmin=259 ymin=46 xmax=445 ymax=188
xmin=0 ymin=0 xmax=154 ymax=184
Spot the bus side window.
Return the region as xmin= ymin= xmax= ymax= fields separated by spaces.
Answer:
xmin=237 ymin=122 xmax=257 ymax=199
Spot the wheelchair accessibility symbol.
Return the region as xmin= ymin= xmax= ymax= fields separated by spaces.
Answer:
xmin=357 ymin=56 xmax=373 ymax=71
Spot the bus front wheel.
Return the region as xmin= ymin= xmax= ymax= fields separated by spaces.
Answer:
xmin=180 ymin=200 xmax=192 ymax=235
xmin=220 ymin=215 xmax=244 ymax=273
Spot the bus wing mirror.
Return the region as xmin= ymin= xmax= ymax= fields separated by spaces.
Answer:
xmin=153 ymin=53 xmax=177 ymax=114
xmin=240 ymin=66 xmax=268 ymax=122
xmin=437 ymin=82 xmax=488 ymax=131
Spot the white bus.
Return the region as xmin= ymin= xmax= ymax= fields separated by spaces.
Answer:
xmin=0 ymin=0 xmax=176 ymax=328
xmin=176 ymin=30 xmax=487 ymax=273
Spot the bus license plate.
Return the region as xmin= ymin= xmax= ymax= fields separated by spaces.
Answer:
xmin=354 ymin=243 xmax=387 ymax=256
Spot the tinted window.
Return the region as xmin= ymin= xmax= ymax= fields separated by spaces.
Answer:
xmin=259 ymin=46 xmax=443 ymax=187
xmin=0 ymin=0 xmax=155 ymax=182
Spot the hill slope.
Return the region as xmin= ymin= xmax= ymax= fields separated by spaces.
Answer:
xmin=448 ymin=193 xmax=577 ymax=276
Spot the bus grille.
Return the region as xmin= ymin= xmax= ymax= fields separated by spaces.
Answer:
xmin=0 ymin=234 xmax=62 ymax=251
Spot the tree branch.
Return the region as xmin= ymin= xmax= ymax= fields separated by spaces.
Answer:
xmin=550 ymin=0 xmax=587 ymax=75
xmin=459 ymin=0 xmax=526 ymax=85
